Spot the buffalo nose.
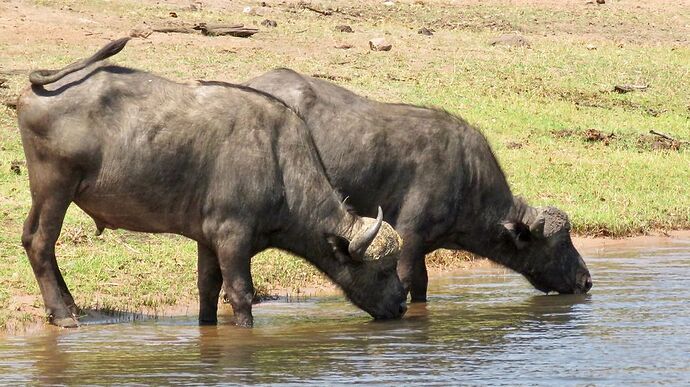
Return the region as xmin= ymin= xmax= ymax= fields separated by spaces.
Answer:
xmin=584 ymin=275 xmax=593 ymax=292
xmin=399 ymin=302 xmax=408 ymax=317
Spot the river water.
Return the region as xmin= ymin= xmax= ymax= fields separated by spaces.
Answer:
xmin=1 ymin=238 xmax=689 ymax=385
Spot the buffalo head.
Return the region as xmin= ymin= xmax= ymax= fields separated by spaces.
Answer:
xmin=502 ymin=206 xmax=592 ymax=294
xmin=326 ymin=207 xmax=407 ymax=319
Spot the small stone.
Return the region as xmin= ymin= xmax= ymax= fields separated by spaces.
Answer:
xmin=334 ymin=44 xmax=353 ymax=49
xmin=169 ymin=11 xmax=178 ymax=18
xmin=129 ymin=25 xmax=153 ymax=38
xmin=383 ymin=0 xmax=395 ymax=6
xmin=586 ymin=44 xmax=597 ymax=50
xmin=369 ymin=38 xmax=392 ymax=51
xmin=596 ymin=0 xmax=605 ymax=4
xmin=243 ymin=6 xmax=255 ymax=14
xmin=418 ymin=27 xmax=434 ymax=36
xmin=336 ymin=25 xmax=353 ymax=33
xmin=261 ymin=19 xmax=277 ymax=27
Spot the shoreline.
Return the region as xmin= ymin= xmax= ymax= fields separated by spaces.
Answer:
xmin=3 ymin=230 xmax=689 ymax=337
xmin=573 ymin=230 xmax=690 ymax=254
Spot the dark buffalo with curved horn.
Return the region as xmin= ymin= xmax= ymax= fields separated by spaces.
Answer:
xmin=244 ymin=68 xmax=593 ymax=301
xmin=17 ymin=39 xmax=406 ymax=328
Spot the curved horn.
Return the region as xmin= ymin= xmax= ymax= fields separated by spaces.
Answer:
xmin=529 ymin=212 xmax=546 ymax=239
xmin=348 ymin=206 xmax=383 ymax=261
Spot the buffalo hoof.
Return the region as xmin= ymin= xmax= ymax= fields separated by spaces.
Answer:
xmin=233 ymin=316 xmax=253 ymax=328
xmin=53 ymin=316 xmax=79 ymax=328
xmin=67 ymin=303 xmax=80 ymax=317
xmin=199 ymin=319 xmax=218 ymax=326
xmin=410 ymin=296 xmax=427 ymax=303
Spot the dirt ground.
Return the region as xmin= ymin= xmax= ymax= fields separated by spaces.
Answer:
xmin=1 ymin=0 xmax=688 ymax=65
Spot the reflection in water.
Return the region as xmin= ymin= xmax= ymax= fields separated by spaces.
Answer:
xmin=1 ymin=240 xmax=689 ymax=384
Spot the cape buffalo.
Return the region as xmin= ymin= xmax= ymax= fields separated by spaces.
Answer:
xmin=244 ymin=68 xmax=593 ymax=301
xmin=17 ymin=39 xmax=407 ymax=328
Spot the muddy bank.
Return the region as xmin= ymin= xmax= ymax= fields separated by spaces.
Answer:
xmin=573 ymin=230 xmax=690 ymax=254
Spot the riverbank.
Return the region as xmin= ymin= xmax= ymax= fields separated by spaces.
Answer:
xmin=1 ymin=0 xmax=688 ymax=334
xmin=3 ymin=230 xmax=690 ymax=336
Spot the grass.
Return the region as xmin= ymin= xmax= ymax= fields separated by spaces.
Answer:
xmin=0 ymin=0 xmax=688 ymax=332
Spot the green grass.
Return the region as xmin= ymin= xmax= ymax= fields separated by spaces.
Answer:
xmin=1 ymin=0 xmax=688 ymax=332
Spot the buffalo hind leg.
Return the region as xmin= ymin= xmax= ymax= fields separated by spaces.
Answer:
xmin=216 ymin=233 xmax=254 ymax=327
xmin=197 ymin=243 xmax=223 ymax=325
xmin=21 ymin=181 xmax=79 ymax=327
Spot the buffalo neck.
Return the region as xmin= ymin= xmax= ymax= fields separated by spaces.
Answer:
xmin=273 ymin=113 xmax=358 ymax=244
xmin=459 ymin=198 xmax=534 ymax=275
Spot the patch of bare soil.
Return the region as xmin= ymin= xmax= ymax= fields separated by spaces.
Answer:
xmin=574 ymin=230 xmax=690 ymax=255
xmin=584 ymin=128 xmax=615 ymax=145
xmin=637 ymin=131 xmax=687 ymax=151
xmin=552 ymin=128 xmax=687 ymax=152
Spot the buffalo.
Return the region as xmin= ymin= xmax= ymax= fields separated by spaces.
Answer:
xmin=17 ymin=39 xmax=407 ymax=328
xmin=244 ymin=68 xmax=593 ymax=301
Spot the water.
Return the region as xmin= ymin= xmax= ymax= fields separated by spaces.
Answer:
xmin=1 ymin=239 xmax=689 ymax=385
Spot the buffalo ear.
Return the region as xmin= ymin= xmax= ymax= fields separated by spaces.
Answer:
xmin=502 ymin=221 xmax=532 ymax=250
xmin=326 ymin=235 xmax=358 ymax=264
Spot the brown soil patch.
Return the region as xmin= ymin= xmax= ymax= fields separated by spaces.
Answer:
xmin=552 ymin=128 xmax=687 ymax=152
xmin=637 ymin=134 xmax=685 ymax=151
xmin=574 ymin=230 xmax=690 ymax=255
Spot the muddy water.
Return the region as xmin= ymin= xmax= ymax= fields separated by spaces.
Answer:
xmin=2 ymin=239 xmax=689 ymax=385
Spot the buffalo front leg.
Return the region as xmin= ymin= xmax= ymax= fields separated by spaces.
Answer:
xmin=197 ymin=243 xmax=223 ymax=325
xmin=409 ymin=253 xmax=429 ymax=302
xmin=396 ymin=235 xmax=428 ymax=303
xmin=21 ymin=182 xmax=79 ymax=327
xmin=216 ymin=234 xmax=254 ymax=328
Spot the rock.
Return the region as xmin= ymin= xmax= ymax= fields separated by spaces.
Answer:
xmin=129 ymin=25 xmax=153 ymax=38
xmin=418 ymin=27 xmax=434 ymax=36
xmin=336 ymin=25 xmax=353 ymax=33
xmin=383 ymin=0 xmax=396 ymax=6
xmin=369 ymin=38 xmax=392 ymax=51
xmin=243 ymin=6 xmax=255 ymax=14
xmin=261 ymin=19 xmax=277 ymax=27
xmin=169 ymin=11 xmax=178 ymax=18
xmin=490 ymin=34 xmax=531 ymax=48
xmin=586 ymin=44 xmax=597 ymax=50
xmin=334 ymin=44 xmax=353 ymax=49
xmin=596 ymin=0 xmax=605 ymax=4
